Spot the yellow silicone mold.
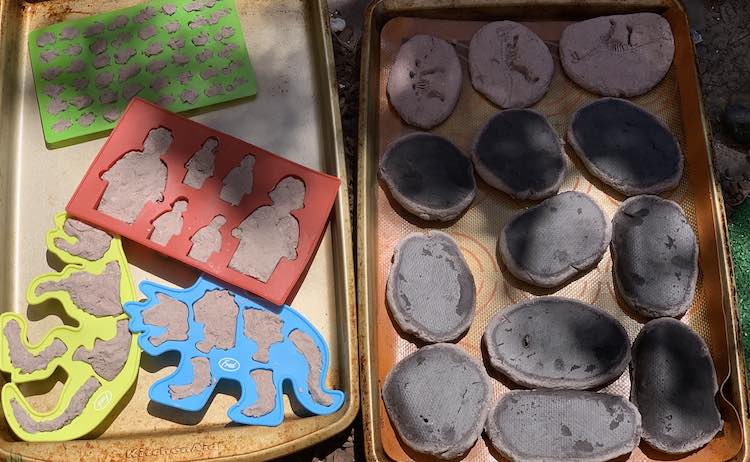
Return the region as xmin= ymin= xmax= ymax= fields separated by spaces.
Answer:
xmin=0 ymin=213 xmax=140 ymax=442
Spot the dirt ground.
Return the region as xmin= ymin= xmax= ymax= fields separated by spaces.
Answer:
xmin=289 ymin=1 xmax=750 ymax=460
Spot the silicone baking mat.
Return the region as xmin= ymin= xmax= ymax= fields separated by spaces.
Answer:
xmin=28 ymin=0 xmax=256 ymax=147
xmin=374 ymin=17 xmax=742 ymax=462
xmin=67 ymin=98 xmax=340 ymax=306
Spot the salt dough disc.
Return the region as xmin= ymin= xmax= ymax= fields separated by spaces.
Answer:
xmin=472 ymin=109 xmax=564 ymax=200
xmin=485 ymin=390 xmax=642 ymax=462
xmin=498 ymin=191 xmax=611 ymax=288
xmin=379 ymin=133 xmax=476 ymax=221
xmin=568 ymin=98 xmax=683 ymax=196
xmin=386 ymin=231 xmax=476 ymax=343
xmin=469 ymin=21 xmax=554 ymax=108
xmin=611 ymin=195 xmax=698 ymax=318
xmin=560 ymin=13 xmax=675 ymax=97
xmin=484 ymin=296 xmax=629 ymax=389
xmin=386 ymin=34 xmax=462 ymax=129
xmin=381 ymin=343 xmax=491 ymax=460
xmin=631 ymin=318 xmax=721 ymax=454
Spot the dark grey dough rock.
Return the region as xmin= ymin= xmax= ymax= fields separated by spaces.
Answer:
xmin=387 ymin=231 xmax=476 ymax=343
xmin=559 ymin=13 xmax=675 ymax=97
xmin=379 ymin=133 xmax=476 ymax=221
xmin=631 ymin=318 xmax=721 ymax=454
xmin=468 ymin=21 xmax=554 ymax=109
xmin=386 ymin=34 xmax=462 ymax=129
xmin=484 ymin=296 xmax=629 ymax=389
xmin=381 ymin=343 xmax=491 ymax=459
xmin=485 ymin=390 xmax=642 ymax=462
xmin=568 ymin=98 xmax=684 ymax=196
xmin=611 ymin=195 xmax=698 ymax=318
xmin=472 ymin=109 xmax=565 ymax=200
xmin=498 ymin=191 xmax=611 ymax=288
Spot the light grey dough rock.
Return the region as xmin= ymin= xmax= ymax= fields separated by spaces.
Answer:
xmin=631 ymin=318 xmax=721 ymax=454
xmin=469 ymin=21 xmax=554 ymax=108
xmin=498 ymin=191 xmax=611 ymax=288
xmin=381 ymin=343 xmax=491 ymax=459
xmin=568 ymin=98 xmax=684 ymax=196
xmin=386 ymin=231 xmax=475 ymax=343
xmin=386 ymin=34 xmax=462 ymax=129
xmin=484 ymin=296 xmax=629 ymax=389
xmin=559 ymin=13 xmax=675 ymax=97
xmin=472 ymin=109 xmax=564 ymax=200
xmin=485 ymin=390 xmax=642 ymax=462
xmin=379 ymin=133 xmax=476 ymax=221
xmin=611 ymin=195 xmax=698 ymax=318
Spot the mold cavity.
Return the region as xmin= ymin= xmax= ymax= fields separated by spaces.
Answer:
xmin=193 ymin=290 xmax=238 ymax=353
xmin=149 ymin=200 xmax=188 ymax=246
xmin=228 ymin=177 xmax=306 ymax=282
xmin=168 ymin=357 xmax=212 ymax=400
xmin=183 ymin=137 xmax=219 ymax=189
xmin=188 ymin=215 xmax=226 ymax=263
xmin=220 ymin=155 xmax=255 ymax=206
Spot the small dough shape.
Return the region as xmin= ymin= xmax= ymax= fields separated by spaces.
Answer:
xmin=144 ymin=42 xmax=163 ymax=57
xmin=67 ymin=59 xmax=86 ymax=73
xmin=219 ymin=155 xmax=255 ymax=205
xmin=119 ymin=63 xmax=141 ymax=81
xmin=164 ymin=22 xmax=181 ymax=34
xmin=244 ymin=309 xmax=283 ymax=363
xmin=147 ymin=59 xmax=168 ymax=73
xmin=72 ymin=77 xmax=88 ymax=91
xmin=112 ymin=32 xmax=132 ymax=49
xmin=157 ymin=95 xmax=175 ymax=107
xmin=44 ymin=84 xmax=64 ymax=98
xmin=114 ymin=47 xmax=136 ymax=65
xmin=108 ymin=15 xmax=128 ymax=30
xmin=205 ymin=83 xmax=223 ymax=97
xmin=72 ymin=320 xmax=132 ymax=381
xmin=200 ymin=67 xmax=218 ymax=80
xmin=386 ymin=34 xmax=462 ymax=129
xmin=100 ymin=90 xmax=117 ymax=105
xmin=193 ymin=290 xmax=238 ymax=353
xmin=53 ymin=217 xmax=112 ymax=261
xmin=83 ymin=22 xmax=104 ymax=38
xmin=134 ymin=6 xmax=157 ymax=24
xmin=11 ymin=377 xmax=101 ymax=434
xmin=289 ymin=329 xmax=333 ymax=406
xmin=42 ymin=67 xmax=63 ymax=81
xmin=103 ymin=107 xmax=121 ymax=123
xmin=4 ymin=320 xmax=66 ymax=373
xmin=162 ymin=4 xmax=177 ymax=15
xmin=79 ymin=113 xmax=96 ymax=127
xmin=192 ymin=32 xmax=210 ymax=46
xmin=150 ymin=200 xmax=188 ymax=245
xmin=243 ymin=370 xmax=276 ymax=417
xmin=151 ymin=76 xmax=169 ymax=91
xmin=98 ymin=127 xmax=171 ymax=223
xmin=139 ymin=25 xmax=157 ymax=41
xmin=90 ymin=38 xmax=107 ymax=55
xmin=35 ymin=261 xmax=123 ymax=317
xmin=36 ymin=31 xmax=56 ymax=47
xmin=173 ymin=54 xmax=190 ymax=66
xmin=60 ymin=27 xmax=79 ymax=40
xmin=123 ymin=83 xmax=144 ymax=101
xmin=180 ymin=89 xmax=198 ymax=103
xmin=197 ymin=49 xmax=213 ymax=63
xmin=219 ymin=43 xmax=237 ymax=58
xmin=183 ymin=138 xmax=219 ymax=189
xmin=69 ymin=95 xmax=93 ymax=110
xmin=468 ymin=21 xmax=554 ymax=108
xmin=169 ymin=357 xmax=212 ymax=400
xmin=93 ymin=54 xmax=111 ymax=69
xmin=142 ymin=293 xmax=189 ymax=345
xmin=188 ymin=215 xmax=226 ymax=262
xmin=95 ymin=71 xmax=114 ymax=88
xmin=66 ymin=44 xmax=83 ymax=56
xmin=178 ymin=71 xmax=192 ymax=84
xmin=229 ymin=177 xmax=305 ymax=282
xmin=52 ymin=119 xmax=72 ymax=132
xmin=47 ymin=98 xmax=67 ymax=115
xmin=189 ymin=18 xmax=209 ymax=29
xmin=40 ymin=50 xmax=58 ymax=63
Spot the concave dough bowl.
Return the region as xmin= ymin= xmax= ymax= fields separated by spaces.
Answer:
xmin=0 ymin=0 xmax=357 ymax=460
xmin=357 ymin=1 xmax=748 ymax=462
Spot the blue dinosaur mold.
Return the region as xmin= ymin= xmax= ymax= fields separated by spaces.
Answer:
xmin=124 ymin=275 xmax=344 ymax=426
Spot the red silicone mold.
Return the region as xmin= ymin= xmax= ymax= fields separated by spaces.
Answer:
xmin=67 ymin=98 xmax=340 ymax=305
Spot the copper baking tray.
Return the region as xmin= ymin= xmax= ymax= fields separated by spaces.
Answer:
xmin=0 ymin=0 xmax=358 ymax=460
xmin=357 ymin=1 xmax=749 ymax=461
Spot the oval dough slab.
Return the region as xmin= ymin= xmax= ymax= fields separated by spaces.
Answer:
xmin=386 ymin=34 xmax=462 ymax=129
xmin=484 ymin=296 xmax=629 ymax=389
xmin=611 ymin=195 xmax=698 ymax=318
xmin=485 ymin=390 xmax=642 ymax=462
xmin=472 ymin=109 xmax=565 ymax=200
xmin=469 ymin=21 xmax=554 ymax=108
xmin=387 ymin=231 xmax=476 ymax=343
xmin=568 ymin=98 xmax=683 ymax=196
xmin=498 ymin=191 xmax=611 ymax=288
xmin=631 ymin=318 xmax=721 ymax=454
xmin=560 ymin=13 xmax=675 ymax=97
xmin=381 ymin=343 xmax=491 ymax=459
xmin=379 ymin=133 xmax=477 ymax=221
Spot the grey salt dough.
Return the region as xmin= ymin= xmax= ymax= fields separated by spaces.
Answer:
xmin=4 ymin=320 xmax=66 ymax=373
xmin=485 ymin=390 xmax=642 ymax=462
xmin=472 ymin=109 xmax=565 ymax=200
xmin=194 ymin=290 xmax=238 ymax=353
xmin=11 ymin=377 xmax=101 ymax=434
xmin=379 ymin=133 xmax=476 ymax=222
xmin=611 ymin=195 xmax=698 ymax=318
xmin=183 ymin=138 xmax=219 ymax=189
xmin=229 ymin=177 xmax=305 ymax=283
xmin=150 ymin=200 xmax=188 ymax=246
xmin=72 ymin=77 xmax=88 ymax=91
xmin=73 ymin=320 xmax=132 ymax=381
xmin=69 ymin=95 xmax=92 ymax=110
xmin=169 ymin=357 xmax=212 ymax=400
xmin=181 ymin=89 xmax=198 ymax=104
xmin=103 ymin=107 xmax=122 ymax=123
xmin=220 ymin=155 xmax=255 ymax=205
xmin=108 ymin=15 xmax=128 ymax=31
xmin=83 ymin=22 xmax=104 ymax=38
xmin=631 ymin=318 xmax=721 ymax=454
xmin=138 ymin=25 xmax=157 ymax=41
xmin=188 ymin=215 xmax=226 ymax=262
xmin=36 ymin=32 xmax=56 ymax=47
xmin=498 ymin=191 xmax=611 ymax=288
xmin=90 ymin=38 xmax=107 ymax=55
xmin=99 ymin=90 xmax=117 ymax=105
xmin=560 ymin=13 xmax=675 ymax=97
xmin=142 ymin=293 xmax=190 ymax=346
xmin=483 ymin=296 xmax=630 ymax=389
xmin=66 ymin=45 xmax=83 ymax=56
xmin=79 ymin=113 xmax=96 ymax=127
xmin=381 ymin=343 xmax=491 ymax=459
xmin=119 ymin=63 xmax=141 ymax=81
xmin=67 ymin=59 xmax=86 ymax=73
xmin=144 ymin=43 xmax=163 ymax=57
xmin=243 ymin=369 xmax=276 ymax=417
xmin=114 ymin=48 xmax=136 ymax=65
xmin=95 ymin=72 xmax=113 ymax=88
xmin=98 ymin=127 xmax=171 ymax=224
xmin=386 ymin=231 xmax=476 ymax=343
xmin=469 ymin=21 xmax=554 ymax=108
xmin=60 ymin=27 xmax=79 ymax=40
xmin=290 ymin=329 xmax=334 ymax=406
xmin=93 ymin=54 xmax=110 ymax=69
xmin=148 ymin=60 xmax=168 ymax=74
xmin=123 ymin=83 xmax=144 ymax=101
xmin=52 ymin=120 xmax=72 ymax=132
xmin=40 ymin=50 xmax=58 ymax=63
xmin=386 ymin=34 xmax=462 ymax=129
xmin=244 ymin=309 xmax=283 ymax=363
xmin=568 ymin=98 xmax=684 ymax=196
xmin=35 ymin=261 xmax=123 ymax=317
xmin=54 ymin=217 xmax=112 ymax=261
xmin=47 ymin=98 xmax=67 ymax=116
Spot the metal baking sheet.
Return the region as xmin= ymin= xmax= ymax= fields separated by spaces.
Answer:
xmin=0 ymin=0 xmax=358 ymax=460
xmin=357 ymin=1 xmax=749 ymax=461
